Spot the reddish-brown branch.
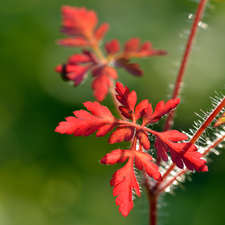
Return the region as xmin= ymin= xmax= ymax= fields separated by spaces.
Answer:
xmin=147 ymin=190 xmax=158 ymax=225
xmin=158 ymin=132 xmax=225 ymax=193
xmin=163 ymin=0 xmax=208 ymax=131
xmin=158 ymin=97 xmax=225 ymax=192
xmin=156 ymin=0 xmax=208 ymax=169
xmin=190 ymin=97 xmax=225 ymax=144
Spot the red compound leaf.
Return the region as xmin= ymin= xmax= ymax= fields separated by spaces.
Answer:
xmin=100 ymin=148 xmax=161 ymax=217
xmin=60 ymin=6 xmax=108 ymax=45
xmin=105 ymin=39 xmax=120 ymax=55
xmin=115 ymin=82 xmax=137 ymax=114
xmin=55 ymin=101 xmax=118 ymax=137
xmin=155 ymin=130 xmax=208 ymax=172
xmin=60 ymin=6 xmax=98 ymax=38
xmin=214 ymin=112 xmax=225 ymax=127
xmin=142 ymin=99 xmax=180 ymax=125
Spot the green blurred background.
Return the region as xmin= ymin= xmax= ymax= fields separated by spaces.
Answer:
xmin=1 ymin=0 xmax=225 ymax=224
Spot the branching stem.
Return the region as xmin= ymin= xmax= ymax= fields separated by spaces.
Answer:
xmin=159 ymin=96 xmax=225 ymax=192
xmin=158 ymin=132 xmax=225 ymax=193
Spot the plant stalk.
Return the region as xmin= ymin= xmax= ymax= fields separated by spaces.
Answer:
xmin=148 ymin=190 xmax=158 ymax=225
xmin=158 ymin=96 xmax=225 ymax=192
xmin=156 ymin=0 xmax=208 ymax=168
xmin=163 ymin=0 xmax=208 ymax=131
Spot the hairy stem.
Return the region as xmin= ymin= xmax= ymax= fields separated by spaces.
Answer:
xmin=163 ymin=0 xmax=208 ymax=131
xmin=156 ymin=0 xmax=208 ymax=169
xmin=190 ymin=97 xmax=225 ymax=144
xmin=158 ymin=132 xmax=225 ymax=193
xmin=158 ymin=96 xmax=225 ymax=191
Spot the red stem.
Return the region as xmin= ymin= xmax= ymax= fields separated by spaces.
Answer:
xmin=158 ymin=132 xmax=225 ymax=193
xmin=158 ymin=96 xmax=225 ymax=192
xmin=148 ymin=191 xmax=157 ymax=225
xmin=163 ymin=0 xmax=208 ymax=131
xmin=190 ymin=97 xmax=225 ymax=144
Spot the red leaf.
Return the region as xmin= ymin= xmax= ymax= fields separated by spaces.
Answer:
xmin=115 ymin=82 xmax=137 ymax=113
xmin=104 ymin=66 xmax=118 ymax=79
xmin=124 ymin=38 xmax=140 ymax=53
xmin=143 ymin=99 xmax=180 ymax=125
xmin=56 ymin=37 xmax=89 ymax=47
xmin=123 ymin=39 xmax=167 ymax=58
xmin=142 ymin=103 xmax=153 ymax=125
xmin=134 ymin=151 xmax=162 ymax=181
xmin=60 ymin=6 xmax=98 ymax=38
xmin=124 ymin=63 xmax=143 ymax=76
xmin=111 ymin=157 xmax=140 ymax=217
xmin=55 ymin=101 xmax=117 ymax=136
xmin=68 ymin=53 xmax=94 ymax=64
xmin=92 ymin=66 xmax=118 ymax=79
xmin=134 ymin=100 xmax=149 ymax=121
xmin=109 ymin=126 xmax=135 ymax=144
xmin=135 ymin=41 xmax=167 ymax=58
xmin=136 ymin=129 xmax=150 ymax=150
xmin=55 ymin=64 xmax=92 ymax=85
xmin=155 ymin=131 xmax=208 ymax=172
xmin=66 ymin=64 xmax=93 ymax=86
xmin=115 ymin=58 xmax=143 ymax=76
xmin=118 ymin=106 xmax=133 ymax=120
xmin=105 ymin=39 xmax=120 ymax=55
xmin=92 ymin=74 xmax=111 ymax=102
xmin=100 ymin=149 xmax=131 ymax=164
xmin=83 ymin=101 xmax=114 ymax=119
xmin=94 ymin=23 xmax=109 ymax=42
xmin=91 ymin=66 xmax=118 ymax=102
xmin=100 ymin=148 xmax=161 ymax=216
xmin=137 ymin=41 xmax=152 ymax=57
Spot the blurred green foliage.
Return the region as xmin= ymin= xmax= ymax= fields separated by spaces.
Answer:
xmin=0 ymin=0 xmax=225 ymax=224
